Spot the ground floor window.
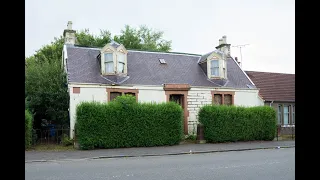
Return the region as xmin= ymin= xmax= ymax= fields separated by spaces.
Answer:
xmin=211 ymin=91 xmax=234 ymax=105
xmin=106 ymin=88 xmax=139 ymax=102
xmin=277 ymin=104 xmax=295 ymax=126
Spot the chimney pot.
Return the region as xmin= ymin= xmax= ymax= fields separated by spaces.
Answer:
xmin=67 ymin=21 xmax=73 ymax=30
xmin=222 ymin=35 xmax=227 ymax=44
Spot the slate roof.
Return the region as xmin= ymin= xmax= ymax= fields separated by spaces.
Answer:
xmin=245 ymin=71 xmax=295 ymax=102
xmin=66 ymin=45 xmax=255 ymax=89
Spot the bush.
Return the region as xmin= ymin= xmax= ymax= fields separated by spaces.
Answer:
xmin=25 ymin=110 xmax=33 ymax=149
xmin=61 ymin=134 xmax=73 ymax=146
xmin=198 ymin=105 xmax=277 ymax=143
xmin=75 ymin=95 xmax=184 ymax=150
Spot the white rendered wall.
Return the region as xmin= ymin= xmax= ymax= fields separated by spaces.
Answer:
xmin=68 ymin=84 xmax=263 ymax=138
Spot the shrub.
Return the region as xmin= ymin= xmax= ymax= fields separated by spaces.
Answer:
xmin=185 ymin=134 xmax=197 ymax=141
xmin=25 ymin=110 xmax=33 ymax=149
xmin=75 ymin=95 xmax=184 ymax=150
xmin=61 ymin=134 xmax=73 ymax=146
xmin=198 ymin=105 xmax=277 ymax=143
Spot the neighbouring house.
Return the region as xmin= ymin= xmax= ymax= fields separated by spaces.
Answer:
xmin=245 ymin=70 xmax=295 ymax=134
xmin=62 ymin=21 xmax=264 ymax=139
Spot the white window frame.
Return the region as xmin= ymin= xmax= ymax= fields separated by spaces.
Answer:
xmin=117 ymin=53 xmax=125 ymax=73
xmin=104 ymin=53 xmax=114 ymax=73
xmin=211 ymin=60 xmax=220 ymax=77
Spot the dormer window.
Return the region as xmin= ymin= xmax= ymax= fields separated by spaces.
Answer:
xmin=117 ymin=53 xmax=125 ymax=73
xmin=210 ymin=60 xmax=220 ymax=77
xmin=105 ymin=53 xmax=114 ymax=73
xmin=100 ymin=41 xmax=128 ymax=75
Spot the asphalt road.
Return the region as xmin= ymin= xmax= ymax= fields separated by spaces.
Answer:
xmin=25 ymin=148 xmax=295 ymax=180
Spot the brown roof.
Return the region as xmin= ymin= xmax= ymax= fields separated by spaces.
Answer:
xmin=245 ymin=71 xmax=295 ymax=102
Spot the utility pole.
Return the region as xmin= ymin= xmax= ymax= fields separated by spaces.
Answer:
xmin=232 ymin=44 xmax=249 ymax=68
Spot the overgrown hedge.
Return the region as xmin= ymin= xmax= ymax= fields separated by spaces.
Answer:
xmin=25 ymin=110 xmax=33 ymax=149
xmin=75 ymin=95 xmax=184 ymax=150
xmin=198 ymin=105 xmax=277 ymax=143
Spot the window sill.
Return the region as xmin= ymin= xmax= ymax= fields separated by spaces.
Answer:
xmin=210 ymin=76 xmax=224 ymax=80
xmin=281 ymin=125 xmax=295 ymax=127
xmin=102 ymin=72 xmax=127 ymax=76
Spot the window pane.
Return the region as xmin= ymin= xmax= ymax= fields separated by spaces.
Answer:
xmin=210 ymin=60 xmax=219 ymax=76
xmin=211 ymin=60 xmax=219 ymax=67
xmin=117 ymin=62 xmax=124 ymax=73
xmin=118 ymin=53 xmax=125 ymax=62
xmin=224 ymin=94 xmax=232 ymax=105
xmin=283 ymin=106 xmax=289 ymax=125
xmin=211 ymin=67 xmax=219 ymax=76
xmin=105 ymin=62 xmax=114 ymax=73
xmin=110 ymin=92 xmax=121 ymax=101
xmin=214 ymin=94 xmax=222 ymax=105
xmin=105 ymin=53 xmax=113 ymax=62
xmin=278 ymin=113 xmax=281 ymax=125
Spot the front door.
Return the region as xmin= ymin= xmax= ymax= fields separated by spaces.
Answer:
xmin=169 ymin=94 xmax=184 ymax=108
xmin=169 ymin=94 xmax=188 ymax=134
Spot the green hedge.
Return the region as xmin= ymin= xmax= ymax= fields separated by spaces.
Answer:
xmin=75 ymin=95 xmax=184 ymax=150
xmin=198 ymin=105 xmax=277 ymax=143
xmin=25 ymin=110 xmax=33 ymax=149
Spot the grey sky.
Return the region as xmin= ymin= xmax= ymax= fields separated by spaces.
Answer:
xmin=26 ymin=0 xmax=294 ymax=73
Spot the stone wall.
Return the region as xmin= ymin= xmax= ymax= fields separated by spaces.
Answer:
xmin=187 ymin=90 xmax=212 ymax=134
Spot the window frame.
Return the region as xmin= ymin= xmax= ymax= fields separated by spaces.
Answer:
xmin=210 ymin=59 xmax=220 ymax=77
xmin=117 ymin=53 xmax=125 ymax=73
xmin=211 ymin=91 xmax=235 ymax=105
xmin=292 ymin=105 xmax=295 ymax=125
xmin=278 ymin=103 xmax=295 ymax=127
xmin=104 ymin=53 xmax=114 ymax=73
xmin=106 ymin=88 xmax=139 ymax=102
xmin=283 ymin=105 xmax=290 ymax=125
xmin=278 ymin=105 xmax=282 ymax=125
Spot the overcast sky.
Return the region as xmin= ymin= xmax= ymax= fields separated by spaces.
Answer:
xmin=26 ymin=0 xmax=294 ymax=74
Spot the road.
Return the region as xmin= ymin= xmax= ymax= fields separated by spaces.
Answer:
xmin=25 ymin=148 xmax=295 ymax=180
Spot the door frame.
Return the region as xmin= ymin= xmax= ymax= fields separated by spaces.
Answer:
xmin=164 ymin=84 xmax=190 ymax=135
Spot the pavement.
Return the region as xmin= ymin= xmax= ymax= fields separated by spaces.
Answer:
xmin=25 ymin=140 xmax=295 ymax=163
xmin=25 ymin=148 xmax=295 ymax=180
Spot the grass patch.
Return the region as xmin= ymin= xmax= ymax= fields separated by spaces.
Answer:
xmin=26 ymin=144 xmax=76 ymax=151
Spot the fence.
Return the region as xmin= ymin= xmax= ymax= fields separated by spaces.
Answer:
xmin=276 ymin=125 xmax=295 ymax=141
xmin=32 ymin=128 xmax=70 ymax=145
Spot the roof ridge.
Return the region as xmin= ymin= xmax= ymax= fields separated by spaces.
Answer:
xmin=71 ymin=45 xmax=201 ymax=57
xmin=245 ymin=70 xmax=295 ymax=75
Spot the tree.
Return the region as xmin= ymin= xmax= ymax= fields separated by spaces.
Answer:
xmin=114 ymin=25 xmax=171 ymax=52
xmin=25 ymin=25 xmax=172 ymax=129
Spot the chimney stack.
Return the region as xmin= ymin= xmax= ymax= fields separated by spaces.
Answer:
xmin=63 ymin=21 xmax=76 ymax=45
xmin=215 ymin=35 xmax=231 ymax=57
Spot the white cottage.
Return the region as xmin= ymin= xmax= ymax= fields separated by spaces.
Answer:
xmin=61 ymin=21 xmax=264 ymax=138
